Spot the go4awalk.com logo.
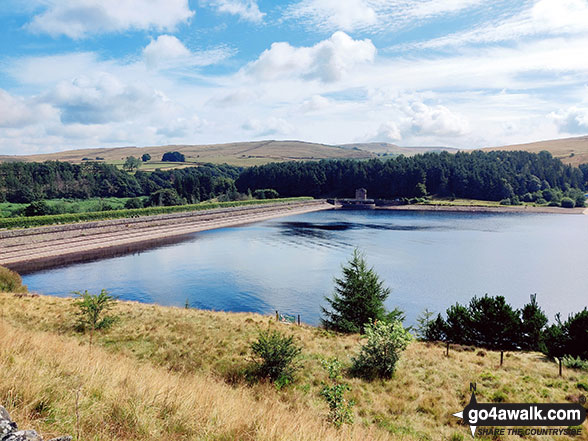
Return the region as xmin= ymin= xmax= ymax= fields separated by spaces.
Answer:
xmin=452 ymin=384 xmax=586 ymax=437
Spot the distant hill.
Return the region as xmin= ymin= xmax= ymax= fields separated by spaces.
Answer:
xmin=339 ymin=142 xmax=458 ymax=156
xmin=0 ymin=140 xmax=374 ymax=168
xmin=3 ymin=136 xmax=588 ymax=169
xmin=483 ymin=135 xmax=588 ymax=166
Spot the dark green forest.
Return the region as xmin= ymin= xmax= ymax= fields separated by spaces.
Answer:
xmin=236 ymin=151 xmax=588 ymax=204
xmin=0 ymin=161 xmax=241 ymax=205
xmin=1 ymin=150 xmax=587 ymax=213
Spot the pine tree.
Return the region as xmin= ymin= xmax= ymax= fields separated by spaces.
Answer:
xmin=519 ymin=294 xmax=548 ymax=351
xmin=321 ymin=249 xmax=392 ymax=334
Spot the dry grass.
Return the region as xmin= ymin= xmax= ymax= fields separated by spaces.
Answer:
xmin=1 ymin=293 xmax=587 ymax=441
xmin=0 ymin=141 xmax=373 ymax=168
xmin=483 ymin=135 xmax=588 ymax=166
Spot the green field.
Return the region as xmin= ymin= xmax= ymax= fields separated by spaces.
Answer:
xmin=0 ymin=197 xmax=145 ymax=218
xmin=0 ymin=197 xmax=313 ymax=229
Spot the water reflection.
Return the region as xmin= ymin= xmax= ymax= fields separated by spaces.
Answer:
xmin=22 ymin=209 xmax=588 ymax=326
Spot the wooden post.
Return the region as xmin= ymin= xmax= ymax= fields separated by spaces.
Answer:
xmin=559 ymin=357 xmax=562 ymax=377
xmin=297 ymin=315 xmax=301 ymax=325
xmin=500 ymin=351 xmax=504 ymax=366
xmin=446 ymin=341 xmax=449 ymax=356
xmin=276 ymin=310 xmax=279 ymax=321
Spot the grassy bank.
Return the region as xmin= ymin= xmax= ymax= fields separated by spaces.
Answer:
xmin=0 ymin=197 xmax=145 ymax=218
xmin=0 ymin=293 xmax=586 ymax=441
xmin=0 ymin=197 xmax=313 ymax=230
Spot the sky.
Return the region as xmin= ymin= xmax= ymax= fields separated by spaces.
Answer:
xmin=0 ymin=0 xmax=588 ymax=155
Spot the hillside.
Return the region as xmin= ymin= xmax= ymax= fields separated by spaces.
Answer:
xmin=0 ymin=293 xmax=586 ymax=441
xmin=484 ymin=135 xmax=588 ymax=166
xmin=339 ymin=142 xmax=458 ymax=156
xmin=0 ymin=140 xmax=374 ymax=168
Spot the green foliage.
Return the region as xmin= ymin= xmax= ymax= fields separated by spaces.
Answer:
xmin=124 ymin=197 xmax=144 ymax=209
xmin=562 ymin=356 xmax=588 ymax=371
xmin=0 ymin=266 xmax=27 ymax=293
xmin=161 ymin=151 xmax=185 ymax=162
xmin=560 ymin=197 xmax=575 ymax=208
xmin=468 ymin=295 xmax=521 ymax=351
xmin=445 ymin=303 xmax=471 ymax=345
xmin=322 ymin=249 xmax=395 ymax=334
xmin=520 ymin=294 xmax=548 ymax=351
xmin=351 ymin=320 xmax=412 ymax=380
xmin=424 ymin=313 xmax=447 ymax=342
xmin=253 ymin=189 xmax=279 ymax=199
xmin=73 ymin=289 xmax=117 ymax=345
xmin=147 ymin=188 xmax=185 ymax=207
xmin=541 ymin=309 xmax=588 ymax=363
xmin=141 ymin=153 xmax=151 ymax=162
xmin=250 ymin=330 xmax=301 ymax=384
xmin=320 ymin=358 xmax=354 ymax=427
xmin=236 ymin=151 xmax=587 ymax=201
xmin=415 ymin=308 xmax=434 ymax=341
xmin=0 ymin=197 xmax=312 ymax=229
xmin=24 ymin=200 xmax=51 ymax=216
xmin=123 ymin=156 xmax=142 ymax=172
xmin=541 ymin=315 xmax=568 ymax=360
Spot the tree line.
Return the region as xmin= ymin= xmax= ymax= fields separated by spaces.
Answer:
xmin=0 ymin=161 xmax=242 ymax=206
xmin=1 ymin=150 xmax=587 ymax=210
xmin=236 ymin=150 xmax=587 ymax=203
xmin=421 ymin=294 xmax=588 ymax=373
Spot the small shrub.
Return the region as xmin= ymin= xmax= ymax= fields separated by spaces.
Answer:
xmin=414 ymin=308 xmax=434 ymax=341
xmin=320 ymin=358 xmax=354 ymax=427
xmin=0 ymin=266 xmax=27 ymax=293
xmin=561 ymin=197 xmax=575 ymax=208
xmin=250 ymin=330 xmax=301 ymax=384
xmin=351 ymin=320 xmax=412 ymax=380
xmin=124 ymin=197 xmax=143 ymax=209
xmin=253 ymin=189 xmax=279 ymax=199
xmin=25 ymin=201 xmax=52 ymax=216
xmin=74 ymin=289 xmax=118 ymax=345
xmin=562 ymin=356 xmax=588 ymax=371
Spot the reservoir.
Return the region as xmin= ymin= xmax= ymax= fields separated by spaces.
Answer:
xmin=21 ymin=209 xmax=588 ymax=326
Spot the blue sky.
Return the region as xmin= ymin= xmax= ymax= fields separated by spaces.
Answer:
xmin=1 ymin=0 xmax=588 ymax=155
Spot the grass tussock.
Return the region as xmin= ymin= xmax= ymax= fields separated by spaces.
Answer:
xmin=0 ymin=266 xmax=27 ymax=293
xmin=0 ymin=293 xmax=587 ymax=441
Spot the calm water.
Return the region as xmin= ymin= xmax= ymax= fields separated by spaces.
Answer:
xmin=22 ymin=209 xmax=588 ymax=325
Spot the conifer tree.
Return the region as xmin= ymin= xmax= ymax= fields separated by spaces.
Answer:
xmin=520 ymin=294 xmax=548 ymax=351
xmin=321 ymin=249 xmax=392 ymax=334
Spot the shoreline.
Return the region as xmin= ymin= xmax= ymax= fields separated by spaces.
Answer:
xmin=1 ymin=200 xmax=331 ymax=273
xmin=376 ymin=203 xmax=587 ymax=215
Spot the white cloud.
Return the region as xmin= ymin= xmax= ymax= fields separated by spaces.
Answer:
xmin=0 ymin=89 xmax=56 ymax=128
xmin=284 ymin=0 xmax=486 ymax=33
xmin=300 ymin=95 xmax=331 ymax=112
xmin=549 ymin=107 xmax=588 ymax=133
xmin=207 ymin=90 xmax=258 ymax=107
xmin=407 ymin=102 xmax=470 ymax=137
xmin=245 ymin=32 xmax=376 ymax=82
xmin=143 ymin=35 xmax=232 ymax=69
xmin=242 ymin=117 xmax=293 ymax=136
xmin=419 ymin=0 xmax=588 ymax=49
xmin=47 ymin=73 xmax=161 ymax=124
xmin=201 ymin=0 xmax=264 ymax=23
xmin=374 ymin=121 xmax=402 ymax=142
xmin=27 ymin=0 xmax=194 ymax=38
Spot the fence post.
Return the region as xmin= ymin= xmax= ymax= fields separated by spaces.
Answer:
xmin=297 ymin=315 xmax=301 ymax=326
xmin=276 ymin=310 xmax=279 ymax=321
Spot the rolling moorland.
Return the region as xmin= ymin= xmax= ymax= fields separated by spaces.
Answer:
xmin=1 ymin=136 xmax=588 ymax=168
xmin=0 ymin=293 xmax=587 ymax=441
